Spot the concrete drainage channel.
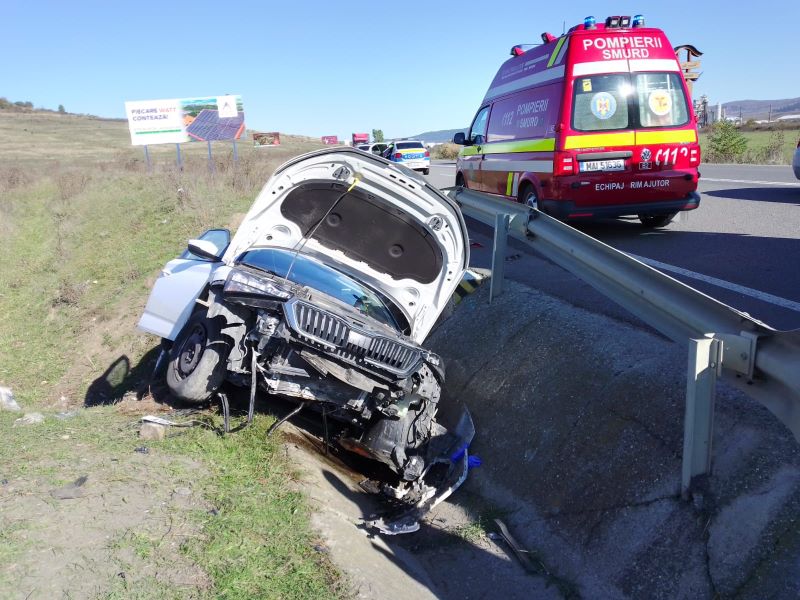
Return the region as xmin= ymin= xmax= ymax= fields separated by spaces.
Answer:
xmin=288 ymin=281 xmax=800 ymax=599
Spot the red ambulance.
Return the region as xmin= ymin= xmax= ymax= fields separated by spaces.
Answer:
xmin=454 ymin=15 xmax=700 ymax=227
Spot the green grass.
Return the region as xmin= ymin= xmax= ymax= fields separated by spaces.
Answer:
xmin=163 ymin=418 xmax=344 ymax=599
xmin=0 ymin=109 xmax=341 ymax=597
xmin=699 ymin=127 xmax=799 ymax=164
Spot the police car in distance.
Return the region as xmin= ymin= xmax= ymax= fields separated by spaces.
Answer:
xmin=384 ymin=140 xmax=430 ymax=175
xmin=356 ymin=142 xmax=390 ymax=156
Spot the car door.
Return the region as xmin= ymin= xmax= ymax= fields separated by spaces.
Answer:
xmin=138 ymin=228 xmax=230 ymax=340
xmin=463 ymin=106 xmax=490 ymax=191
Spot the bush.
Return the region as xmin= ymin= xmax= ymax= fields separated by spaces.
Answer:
xmin=430 ymin=143 xmax=461 ymax=160
xmin=706 ymin=121 xmax=747 ymax=163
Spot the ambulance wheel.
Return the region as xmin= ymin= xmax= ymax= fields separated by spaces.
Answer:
xmin=423 ymin=168 xmax=430 ymax=175
xmin=521 ymin=187 xmax=538 ymax=211
xmin=638 ymin=212 xmax=676 ymax=228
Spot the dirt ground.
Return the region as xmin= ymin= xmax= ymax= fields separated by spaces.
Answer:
xmin=0 ymin=402 xmax=211 ymax=599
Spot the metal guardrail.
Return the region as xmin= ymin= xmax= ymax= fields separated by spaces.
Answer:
xmin=444 ymin=186 xmax=800 ymax=495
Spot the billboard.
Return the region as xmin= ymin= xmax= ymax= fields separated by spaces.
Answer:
xmin=321 ymin=135 xmax=339 ymax=145
xmin=253 ymin=132 xmax=281 ymax=147
xmin=124 ymin=95 xmax=245 ymax=146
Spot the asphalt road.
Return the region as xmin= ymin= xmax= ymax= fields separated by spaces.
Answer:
xmin=425 ymin=162 xmax=800 ymax=331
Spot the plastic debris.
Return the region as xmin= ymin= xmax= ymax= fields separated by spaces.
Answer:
xmin=134 ymin=446 xmax=149 ymax=454
xmin=467 ymin=455 xmax=483 ymax=468
xmin=14 ymin=412 xmax=44 ymax=426
xmin=0 ymin=387 xmax=21 ymax=412
xmin=50 ymin=475 xmax=88 ymax=500
xmin=55 ymin=410 xmax=79 ymax=420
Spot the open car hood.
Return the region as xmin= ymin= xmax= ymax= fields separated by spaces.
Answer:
xmin=223 ymin=148 xmax=469 ymax=343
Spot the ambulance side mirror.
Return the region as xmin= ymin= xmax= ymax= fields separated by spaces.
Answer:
xmin=453 ymin=132 xmax=467 ymax=145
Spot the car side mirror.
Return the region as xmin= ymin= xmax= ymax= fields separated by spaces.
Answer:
xmin=453 ymin=132 xmax=466 ymax=145
xmin=187 ymin=238 xmax=225 ymax=261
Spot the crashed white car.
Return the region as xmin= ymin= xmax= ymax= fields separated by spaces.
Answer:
xmin=138 ymin=148 xmax=472 ymax=532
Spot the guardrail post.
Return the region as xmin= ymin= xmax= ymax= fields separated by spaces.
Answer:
xmin=682 ymin=336 xmax=722 ymax=498
xmin=490 ymin=213 xmax=510 ymax=302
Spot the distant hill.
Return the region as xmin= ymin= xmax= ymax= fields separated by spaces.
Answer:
xmin=718 ymin=97 xmax=800 ymax=121
xmin=411 ymin=128 xmax=467 ymax=144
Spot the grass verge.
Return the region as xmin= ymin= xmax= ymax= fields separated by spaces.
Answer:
xmin=0 ymin=407 xmax=346 ymax=598
xmin=0 ymin=110 xmax=342 ymax=597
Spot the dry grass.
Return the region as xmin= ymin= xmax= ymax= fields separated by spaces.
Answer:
xmin=0 ymin=109 xmax=344 ymax=598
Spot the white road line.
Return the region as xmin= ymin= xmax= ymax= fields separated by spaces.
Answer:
xmin=701 ymin=177 xmax=800 ymax=187
xmin=627 ymin=253 xmax=800 ymax=313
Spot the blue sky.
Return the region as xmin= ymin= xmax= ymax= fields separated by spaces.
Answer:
xmin=2 ymin=1 xmax=798 ymax=139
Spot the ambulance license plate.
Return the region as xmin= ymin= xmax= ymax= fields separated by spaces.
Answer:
xmin=579 ymin=159 xmax=625 ymax=172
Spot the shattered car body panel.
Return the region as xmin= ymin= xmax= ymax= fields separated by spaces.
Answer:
xmin=138 ymin=148 xmax=473 ymax=532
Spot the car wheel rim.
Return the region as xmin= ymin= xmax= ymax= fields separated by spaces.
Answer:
xmin=177 ymin=323 xmax=206 ymax=377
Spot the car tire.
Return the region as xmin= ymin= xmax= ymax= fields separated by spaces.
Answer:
xmin=423 ymin=168 xmax=430 ymax=175
xmin=165 ymin=308 xmax=230 ymax=403
xmin=520 ymin=186 xmax=538 ymax=210
xmin=638 ymin=212 xmax=676 ymax=228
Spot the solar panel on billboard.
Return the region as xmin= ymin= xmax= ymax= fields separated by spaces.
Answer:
xmin=186 ymin=109 xmax=245 ymax=141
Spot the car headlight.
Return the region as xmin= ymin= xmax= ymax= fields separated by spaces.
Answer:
xmin=224 ymin=270 xmax=292 ymax=300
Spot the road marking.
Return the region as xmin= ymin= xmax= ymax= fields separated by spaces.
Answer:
xmin=701 ymin=177 xmax=800 ymax=187
xmin=627 ymin=253 xmax=800 ymax=313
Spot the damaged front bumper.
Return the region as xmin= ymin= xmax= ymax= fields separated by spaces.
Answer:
xmin=364 ymin=403 xmax=476 ymax=535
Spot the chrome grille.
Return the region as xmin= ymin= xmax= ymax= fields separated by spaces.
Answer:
xmin=365 ymin=337 xmax=419 ymax=372
xmin=292 ymin=302 xmax=350 ymax=347
xmin=286 ymin=299 xmax=422 ymax=377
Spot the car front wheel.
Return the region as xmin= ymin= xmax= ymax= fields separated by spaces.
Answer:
xmin=165 ymin=308 xmax=230 ymax=403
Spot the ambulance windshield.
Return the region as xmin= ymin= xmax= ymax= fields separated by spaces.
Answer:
xmin=572 ymin=72 xmax=689 ymax=132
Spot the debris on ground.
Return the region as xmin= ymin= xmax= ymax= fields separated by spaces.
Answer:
xmin=50 ymin=475 xmax=89 ymax=500
xmin=494 ymin=518 xmax=540 ymax=575
xmin=13 ymin=412 xmax=44 ymax=426
xmin=55 ymin=410 xmax=79 ymax=420
xmin=139 ymin=422 xmax=166 ymax=440
xmin=0 ymin=386 xmax=21 ymax=412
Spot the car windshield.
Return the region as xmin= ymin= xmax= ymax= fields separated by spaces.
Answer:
xmin=397 ymin=142 xmax=424 ymax=149
xmin=572 ymin=72 xmax=689 ymax=131
xmin=237 ymin=247 xmax=401 ymax=329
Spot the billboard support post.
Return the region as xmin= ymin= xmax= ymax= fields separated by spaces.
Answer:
xmin=143 ymin=145 xmax=151 ymax=173
xmin=233 ymin=139 xmax=238 ymax=165
xmin=207 ymin=141 xmax=213 ymax=173
xmin=176 ymin=144 xmax=183 ymax=171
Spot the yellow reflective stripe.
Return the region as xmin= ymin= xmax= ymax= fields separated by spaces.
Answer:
xmin=486 ymin=139 xmax=555 ymax=153
xmin=459 ymin=138 xmax=556 ymax=157
xmin=547 ymin=36 xmax=566 ymax=68
xmin=636 ymin=129 xmax=697 ymax=144
xmin=563 ymin=132 xmax=635 ymax=149
xmin=506 ymin=172 xmax=514 ymax=196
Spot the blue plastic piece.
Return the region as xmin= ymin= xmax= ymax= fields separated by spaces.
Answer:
xmin=468 ymin=455 xmax=482 ymax=469
xmin=450 ymin=443 xmax=469 ymax=463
